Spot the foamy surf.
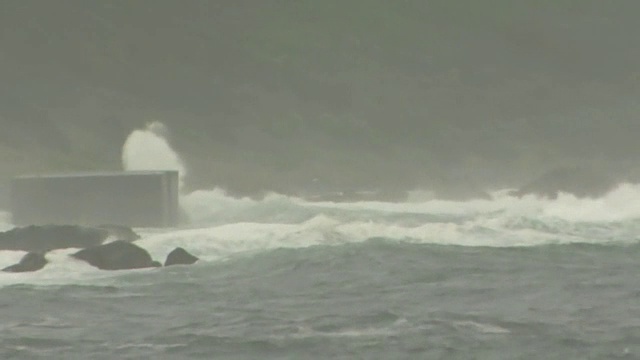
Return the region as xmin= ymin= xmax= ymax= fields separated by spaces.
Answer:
xmin=2 ymin=182 xmax=640 ymax=288
xmin=3 ymin=121 xmax=640 ymax=288
xmin=0 ymin=247 xmax=152 ymax=288
xmin=122 ymin=121 xmax=187 ymax=189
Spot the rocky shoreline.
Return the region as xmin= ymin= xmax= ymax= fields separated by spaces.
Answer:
xmin=0 ymin=225 xmax=198 ymax=273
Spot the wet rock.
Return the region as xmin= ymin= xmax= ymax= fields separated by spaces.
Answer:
xmin=96 ymin=225 xmax=141 ymax=242
xmin=510 ymin=167 xmax=618 ymax=199
xmin=164 ymin=247 xmax=199 ymax=266
xmin=71 ymin=241 xmax=160 ymax=270
xmin=0 ymin=225 xmax=109 ymax=252
xmin=2 ymin=252 xmax=47 ymax=273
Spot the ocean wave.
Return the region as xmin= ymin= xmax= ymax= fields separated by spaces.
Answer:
xmin=2 ymin=167 xmax=640 ymax=286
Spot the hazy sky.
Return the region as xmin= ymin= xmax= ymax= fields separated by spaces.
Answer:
xmin=2 ymin=1 xmax=640 ymax=196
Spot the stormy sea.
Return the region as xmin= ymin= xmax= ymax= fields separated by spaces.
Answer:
xmin=1 ymin=125 xmax=640 ymax=359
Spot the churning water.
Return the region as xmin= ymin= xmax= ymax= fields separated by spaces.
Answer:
xmin=1 ymin=124 xmax=639 ymax=359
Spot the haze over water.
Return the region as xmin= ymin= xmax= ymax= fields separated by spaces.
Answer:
xmin=0 ymin=125 xmax=639 ymax=358
xmin=2 ymin=2 xmax=640 ymax=358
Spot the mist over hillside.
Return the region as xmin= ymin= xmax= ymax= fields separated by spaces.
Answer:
xmin=2 ymin=1 xmax=640 ymax=198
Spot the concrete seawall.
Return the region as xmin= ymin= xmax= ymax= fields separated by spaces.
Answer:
xmin=11 ymin=171 xmax=179 ymax=227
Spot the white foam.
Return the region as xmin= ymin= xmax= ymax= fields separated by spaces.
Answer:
xmin=2 ymin=181 xmax=640 ymax=287
xmin=122 ymin=121 xmax=186 ymax=189
xmin=0 ymin=248 xmax=159 ymax=288
xmin=166 ymin=183 xmax=640 ymax=257
xmin=178 ymin=182 xmax=640 ymax=231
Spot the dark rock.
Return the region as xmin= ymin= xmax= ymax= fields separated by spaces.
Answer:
xmin=71 ymin=241 xmax=159 ymax=270
xmin=510 ymin=167 xmax=618 ymax=199
xmin=0 ymin=225 xmax=109 ymax=252
xmin=2 ymin=252 xmax=47 ymax=273
xmin=164 ymin=247 xmax=199 ymax=266
xmin=417 ymin=174 xmax=492 ymax=201
xmin=433 ymin=187 xmax=492 ymax=201
xmin=96 ymin=225 xmax=141 ymax=242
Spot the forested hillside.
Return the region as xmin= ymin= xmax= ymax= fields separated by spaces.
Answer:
xmin=2 ymin=1 xmax=640 ymax=196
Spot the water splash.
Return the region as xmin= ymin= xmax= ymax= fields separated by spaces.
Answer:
xmin=121 ymin=121 xmax=186 ymax=189
xmin=2 ymin=183 xmax=640 ymax=287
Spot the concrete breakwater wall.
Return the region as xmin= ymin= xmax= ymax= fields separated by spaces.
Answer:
xmin=11 ymin=171 xmax=179 ymax=227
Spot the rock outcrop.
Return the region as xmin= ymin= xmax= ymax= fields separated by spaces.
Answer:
xmin=71 ymin=241 xmax=160 ymax=270
xmin=2 ymin=252 xmax=48 ymax=273
xmin=0 ymin=226 xmax=203 ymax=272
xmin=0 ymin=225 xmax=110 ymax=252
xmin=164 ymin=247 xmax=199 ymax=266
xmin=96 ymin=225 xmax=141 ymax=242
xmin=510 ymin=167 xmax=618 ymax=199
xmin=0 ymin=225 xmax=141 ymax=253
xmin=432 ymin=187 xmax=492 ymax=201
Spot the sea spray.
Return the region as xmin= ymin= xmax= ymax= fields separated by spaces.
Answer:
xmin=2 ymin=182 xmax=640 ymax=288
xmin=122 ymin=121 xmax=187 ymax=189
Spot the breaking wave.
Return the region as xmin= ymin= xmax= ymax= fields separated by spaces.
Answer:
xmin=2 ymin=122 xmax=640 ymax=287
xmin=121 ymin=121 xmax=187 ymax=189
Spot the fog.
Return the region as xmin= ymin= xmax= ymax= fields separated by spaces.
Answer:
xmin=2 ymin=1 xmax=640 ymax=199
